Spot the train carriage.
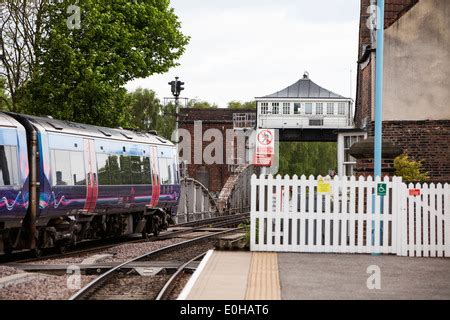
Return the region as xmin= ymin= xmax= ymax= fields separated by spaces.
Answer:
xmin=0 ymin=112 xmax=180 ymax=255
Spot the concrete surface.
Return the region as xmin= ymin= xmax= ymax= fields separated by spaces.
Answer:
xmin=185 ymin=251 xmax=282 ymax=300
xmin=187 ymin=251 xmax=252 ymax=300
xmin=278 ymin=253 xmax=450 ymax=300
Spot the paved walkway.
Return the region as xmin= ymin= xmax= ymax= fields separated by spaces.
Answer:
xmin=278 ymin=253 xmax=450 ymax=300
xmin=181 ymin=251 xmax=450 ymax=300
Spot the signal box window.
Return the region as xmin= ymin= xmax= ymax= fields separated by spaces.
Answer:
xmin=327 ymin=103 xmax=334 ymax=115
xmin=272 ymin=103 xmax=279 ymax=115
xmin=338 ymin=102 xmax=346 ymax=115
xmin=294 ymin=103 xmax=301 ymax=114
xmin=316 ymin=103 xmax=323 ymax=115
xmin=305 ymin=103 xmax=312 ymax=114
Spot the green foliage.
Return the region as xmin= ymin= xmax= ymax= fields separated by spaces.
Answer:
xmin=187 ymin=100 xmax=218 ymax=109
xmin=125 ymin=88 xmax=176 ymax=140
xmin=0 ymin=77 xmax=11 ymax=111
xmin=394 ymin=154 xmax=429 ymax=182
xmin=238 ymin=220 xmax=251 ymax=243
xmin=278 ymin=142 xmax=337 ymax=177
xmin=21 ymin=0 xmax=189 ymax=127
xmin=227 ymin=100 xmax=256 ymax=109
xmin=126 ymin=88 xmax=163 ymax=131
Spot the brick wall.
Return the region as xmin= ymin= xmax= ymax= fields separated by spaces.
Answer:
xmin=355 ymin=59 xmax=372 ymax=129
xmin=367 ymin=120 xmax=450 ymax=182
xmin=179 ymin=108 xmax=256 ymax=194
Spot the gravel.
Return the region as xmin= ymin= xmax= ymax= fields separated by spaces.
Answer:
xmin=0 ymin=234 xmax=217 ymax=300
xmin=90 ymin=273 xmax=171 ymax=300
xmin=0 ymin=266 xmax=24 ymax=278
xmin=0 ymin=274 xmax=96 ymax=300
xmin=100 ymin=238 xmax=185 ymax=263
xmin=26 ymin=238 xmax=185 ymax=265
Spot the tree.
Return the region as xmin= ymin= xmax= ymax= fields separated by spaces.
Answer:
xmin=127 ymin=88 xmax=163 ymax=131
xmin=21 ymin=0 xmax=189 ymax=127
xmin=126 ymin=88 xmax=176 ymax=140
xmin=0 ymin=76 xmax=11 ymax=110
xmin=277 ymin=142 xmax=337 ymax=177
xmin=187 ymin=100 xmax=218 ymax=109
xmin=227 ymin=100 xmax=256 ymax=109
xmin=0 ymin=0 xmax=46 ymax=112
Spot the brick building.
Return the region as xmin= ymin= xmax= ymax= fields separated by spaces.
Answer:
xmin=352 ymin=0 xmax=450 ymax=181
xmin=178 ymin=108 xmax=256 ymax=194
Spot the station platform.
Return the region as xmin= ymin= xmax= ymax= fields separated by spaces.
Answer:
xmin=179 ymin=251 xmax=281 ymax=300
xmin=179 ymin=250 xmax=450 ymax=300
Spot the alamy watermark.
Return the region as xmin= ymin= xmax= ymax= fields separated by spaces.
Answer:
xmin=366 ymin=265 xmax=381 ymax=290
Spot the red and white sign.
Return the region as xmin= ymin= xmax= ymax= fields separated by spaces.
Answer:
xmin=254 ymin=153 xmax=273 ymax=166
xmin=254 ymin=129 xmax=275 ymax=167
xmin=409 ymin=188 xmax=421 ymax=197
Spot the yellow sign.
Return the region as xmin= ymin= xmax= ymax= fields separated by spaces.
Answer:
xmin=317 ymin=177 xmax=332 ymax=194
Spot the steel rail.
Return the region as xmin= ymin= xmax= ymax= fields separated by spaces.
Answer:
xmin=69 ymin=227 xmax=242 ymax=300
xmin=155 ymin=251 xmax=207 ymax=300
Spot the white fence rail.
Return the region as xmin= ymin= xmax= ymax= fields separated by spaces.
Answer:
xmin=250 ymin=174 xmax=450 ymax=257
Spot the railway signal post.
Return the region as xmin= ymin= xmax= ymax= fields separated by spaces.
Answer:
xmin=168 ymin=77 xmax=185 ymax=144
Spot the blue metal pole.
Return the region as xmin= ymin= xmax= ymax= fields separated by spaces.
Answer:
xmin=372 ymin=0 xmax=385 ymax=256
xmin=374 ymin=0 xmax=384 ymax=178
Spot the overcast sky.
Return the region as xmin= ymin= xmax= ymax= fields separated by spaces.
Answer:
xmin=125 ymin=0 xmax=361 ymax=107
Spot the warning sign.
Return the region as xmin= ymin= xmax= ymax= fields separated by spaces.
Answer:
xmin=409 ymin=188 xmax=421 ymax=197
xmin=254 ymin=129 xmax=275 ymax=167
xmin=318 ymin=177 xmax=332 ymax=194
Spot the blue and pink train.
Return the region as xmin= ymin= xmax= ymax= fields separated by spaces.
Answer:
xmin=0 ymin=112 xmax=180 ymax=255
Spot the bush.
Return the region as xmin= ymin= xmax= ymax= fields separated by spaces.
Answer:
xmin=394 ymin=154 xmax=429 ymax=182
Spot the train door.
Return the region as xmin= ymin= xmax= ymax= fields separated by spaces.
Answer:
xmin=83 ymin=139 xmax=98 ymax=213
xmin=149 ymin=145 xmax=160 ymax=208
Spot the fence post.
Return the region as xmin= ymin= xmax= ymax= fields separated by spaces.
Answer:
xmin=250 ymin=174 xmax=257 ymax=251
xmin=393 ymin=176 xmax=403 ymax=256
xmin=444 ymin=183 xmax=450 ymax=257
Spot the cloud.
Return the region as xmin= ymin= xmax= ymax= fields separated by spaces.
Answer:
xmin=125 ymin=0 xmax=360 ymax=107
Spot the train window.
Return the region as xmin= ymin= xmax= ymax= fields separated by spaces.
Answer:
xmin=159 ymin=158 xmax=170 ymax=185
xmin=70 ymin=151 xmax=85 ymax=185
xmin=173 ymin=160 xmax=179 ymax=184
xmin=97 ymin=153 xmax=110 ymax=185
xmin=0 ymin=145 xmax=19 ymax=186
xmin=131 ymin=156 xmax=143 ymax=184
xmin=142 ymin=157 xmax=152 ymax=184
xmin=119 ymin=155 xmax=132 ymax=184
xmin=51 ymin=150 xmax=72 ymax=186
xmin=108 ymin=155 xmax=121 ymax=185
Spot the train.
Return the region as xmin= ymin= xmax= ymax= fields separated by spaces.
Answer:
xmin=0 ymin=112 xmax=180 ymax=256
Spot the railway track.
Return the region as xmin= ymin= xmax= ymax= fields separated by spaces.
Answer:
xmin=69 ymin=227 xmax=243 ymax=300
xmin=1 ymin=213 xmax=249 ymax=264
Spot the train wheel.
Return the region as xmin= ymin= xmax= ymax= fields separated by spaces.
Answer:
xmin=57 ymin=244 xmax=67 ymax=254
xmin=3 ymin=244 xmax=13 ymax=255
xmin=152 ymin=215 xmax=160 ymax=237
xmin=153 ymin=224 xmax=160 ymax=237
xmin=32 ymin=247 xmax=43 ymax=258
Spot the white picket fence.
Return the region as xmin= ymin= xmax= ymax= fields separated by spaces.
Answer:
xmin=250 ymin=174 xmax=450 ymax=257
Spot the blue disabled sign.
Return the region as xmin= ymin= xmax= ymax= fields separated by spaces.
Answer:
xmin=377 ymin=183 xmax=387 ymax=196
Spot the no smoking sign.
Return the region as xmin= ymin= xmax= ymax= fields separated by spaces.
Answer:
xmin=257 ymin=129 xmax=273 ymax=145
xmin=255 ymin=129 xmax=275 ymax=166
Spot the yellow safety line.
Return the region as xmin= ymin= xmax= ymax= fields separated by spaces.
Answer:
xmin=245 ymin=252 xmax=281 ymax=300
